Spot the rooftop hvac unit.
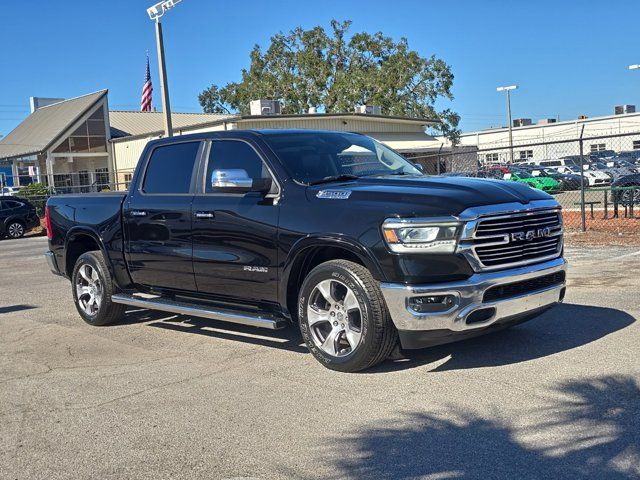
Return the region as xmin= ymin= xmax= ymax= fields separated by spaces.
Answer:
xmin=249 ymin=99 xmax=282 ymax=116
xmin=354 ymin=105 xmax=382 ymax=115
xmin=615 ymin=104 xmax=636 ymax=115
xmin=512 ymin=118 xmax=532 ymax=127
xmin=537 ymin=118 xmax=557 ymax=125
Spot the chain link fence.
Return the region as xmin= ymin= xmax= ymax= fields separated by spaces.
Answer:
xmin=409 ymin=132 xmax=640 ymax=241
xmin=0 ymin=169 xmax=135 ymax=217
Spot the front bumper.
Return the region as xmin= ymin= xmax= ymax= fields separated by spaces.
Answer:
xmin=380 ymin=257 xmax=567 ymax=349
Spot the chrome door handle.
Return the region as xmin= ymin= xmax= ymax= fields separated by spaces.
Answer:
xmin=195 ymin=211 xmax=215 ymax=219
xmin=130 ymin=210 xmax=147 ymax=217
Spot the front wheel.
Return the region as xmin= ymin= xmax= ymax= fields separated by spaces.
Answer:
xmin=298 ymin=260 xmax=397 ymax=372
xmin=72 ymin=251 xmax=126 ymax=326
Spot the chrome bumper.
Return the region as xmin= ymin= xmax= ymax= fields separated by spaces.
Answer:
xmin=380 ymin=257 xmax=567 ymax=333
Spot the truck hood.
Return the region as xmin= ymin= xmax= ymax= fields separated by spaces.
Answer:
xmin=307 ymin=175 xmax=552 ymax=216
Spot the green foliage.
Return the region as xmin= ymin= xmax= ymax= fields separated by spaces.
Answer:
xmin=198 ymin=20 xmax=460 ymax=142
xmin=18 ymin=182 xmax=50 ymax=197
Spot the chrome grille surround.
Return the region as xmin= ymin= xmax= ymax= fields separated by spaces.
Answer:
xmin=456 ymin=200 xmax=564 ymax=272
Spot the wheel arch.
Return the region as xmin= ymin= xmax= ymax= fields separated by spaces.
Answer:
xmin=64 ymin=227 xmax=111 ymax=278
xmin=280 ymin=235 xmax=384 ymax=322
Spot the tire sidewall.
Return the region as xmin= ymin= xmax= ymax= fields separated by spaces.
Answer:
xmin=298 ymin=264 xmax=373 ymax=369
xmin=72 ymin=252 xmax=108 ymax=325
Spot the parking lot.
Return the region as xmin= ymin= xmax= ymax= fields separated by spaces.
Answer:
xmin=1 ymin=236 xmax=639 ymax=479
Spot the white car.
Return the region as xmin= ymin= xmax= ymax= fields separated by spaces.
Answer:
xmin=1 ymin=186 xmax=21 ymax=196
xmin=555 ymin=166 xmax=610 ymax=186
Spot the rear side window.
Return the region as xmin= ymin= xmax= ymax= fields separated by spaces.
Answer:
xmin=2 ymin=200 xmax=22 ymax=209
xmin=143 ymin=142 xmax=201 ymax=194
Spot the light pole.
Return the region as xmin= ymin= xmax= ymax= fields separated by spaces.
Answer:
xmin=497 ymin=85 xmax=518 ymax=163
xmin=147 ymin=0 xmax=182 ymax=137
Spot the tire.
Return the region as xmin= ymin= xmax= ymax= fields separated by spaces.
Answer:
xmin=298 ymin=260 xmax=397 ymax=372
xmin=71 ymin=251 xmax=126 ymax=326
xmin=6 ymin=221 xmax=25 ymax=239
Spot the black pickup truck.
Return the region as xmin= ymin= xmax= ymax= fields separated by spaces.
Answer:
xmin=45 ymin=130 xmax=567 ymax=372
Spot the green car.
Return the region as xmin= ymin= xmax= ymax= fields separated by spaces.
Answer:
xmin=504 ymin=170 xmax=560 ymax=193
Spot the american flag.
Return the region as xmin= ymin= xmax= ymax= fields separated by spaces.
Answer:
xmin=140 ymin=54 xmax=153 ymax=112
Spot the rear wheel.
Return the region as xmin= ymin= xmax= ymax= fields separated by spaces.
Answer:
xmin=72 ymin=251 xmax=125 ymax=326
xmin=298 ymin=260 xmax=397 ymax=372
xmin=620 ymin=187 xmax=640 ymax=206
xmin=6 ymin=221 xmax=25 ymax=238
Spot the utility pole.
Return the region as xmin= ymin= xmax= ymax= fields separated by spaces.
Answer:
xmin=147 ymin=0 xmax=182 ymax=137
xmin=497 ymin=85 xmax=518 ymax=163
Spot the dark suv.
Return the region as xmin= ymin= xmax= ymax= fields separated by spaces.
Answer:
xmin=1 ymin=197 xmax=39 ymax=239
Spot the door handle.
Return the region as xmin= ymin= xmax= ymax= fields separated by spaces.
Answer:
xmin=130 ymin=210 xmax=147 ymax=217
xmin=195 ymin=211 xmax=215 ymax=219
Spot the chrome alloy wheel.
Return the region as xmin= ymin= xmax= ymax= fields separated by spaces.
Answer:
xmin=7 ymin=223 xmax=24 ymax=238
xmin=75 ymin=264 xmax=103 ymax=316
xmin=307 ymin=279 xmax=363 ymax=357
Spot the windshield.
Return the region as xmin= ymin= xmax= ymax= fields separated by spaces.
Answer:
xmin=262 ymin=131 xmax=422 ymax=184
xmin=514 ymin=170 xmax=533 ymax=179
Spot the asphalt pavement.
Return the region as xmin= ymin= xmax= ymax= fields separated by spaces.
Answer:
xmin=1 ymin=236 xmax=639 ymax=479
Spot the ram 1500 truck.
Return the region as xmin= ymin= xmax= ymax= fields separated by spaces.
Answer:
xmin=45 ymin=130 xmax=567 ymax=372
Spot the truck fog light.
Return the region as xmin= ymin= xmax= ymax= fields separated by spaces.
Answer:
xmin=408 ymin=295 xmax=456 ymax=313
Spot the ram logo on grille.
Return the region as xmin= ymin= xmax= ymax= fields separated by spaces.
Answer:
xmin=510 ymin=227 xmax=553 ymax=242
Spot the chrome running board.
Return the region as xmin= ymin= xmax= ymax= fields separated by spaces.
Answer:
xmin=111 ymin=293 xmax=286 ymax=330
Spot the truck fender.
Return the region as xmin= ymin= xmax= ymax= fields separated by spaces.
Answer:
xmin=279 ymin=234 xmax=385 ymax=314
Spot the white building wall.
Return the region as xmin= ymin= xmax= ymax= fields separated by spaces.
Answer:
xmin=452 ymin=112 xmax=640 ymax=164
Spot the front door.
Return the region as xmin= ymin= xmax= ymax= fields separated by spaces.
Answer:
xmin=191 ymin=139 xmax=280 ymax=305
xmin=124 ymin=140 xmax=203 ymax=292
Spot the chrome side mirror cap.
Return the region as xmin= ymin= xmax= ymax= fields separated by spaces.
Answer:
xmin=211 ymin=169 xmax=253 ymax=192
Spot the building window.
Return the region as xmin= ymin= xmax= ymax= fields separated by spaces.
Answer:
xmin=633 ymin=140 xmax=640 ymax=150
xmin=53 ymin=174 xmax=72 ymax=193
xmin=53 ymin=106 xmax=107 ymax=154
xmin=590 ymin=143 xmax=606 ymax=152
xmin=485 ymin=153 xmax=500 ymax=163
xmin=123 ymin=173 xmax=133 ymax=190
xmin=518 ymin=150 xmax=533 ymax=160
xmin=95 ymin=168 xmax=110 ymax=190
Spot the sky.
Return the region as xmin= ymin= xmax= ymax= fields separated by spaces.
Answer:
xmin=1 ymin=0 xmax=639 ymax=137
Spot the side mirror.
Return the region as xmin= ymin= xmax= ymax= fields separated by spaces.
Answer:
xmin=210 ymin=169 xmax=272 ymax=194
xmin=414 ymin=163 xmax=425 ymax=172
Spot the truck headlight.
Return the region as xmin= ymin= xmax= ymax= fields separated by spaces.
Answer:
xmin=382 ymin=218 xmax=461 ymax=253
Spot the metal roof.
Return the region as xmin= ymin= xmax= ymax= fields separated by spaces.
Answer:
xmin=0 ymin=90 xmax=107 ymax=160
xmin=108 ymin=111 xmax=238 ymax=138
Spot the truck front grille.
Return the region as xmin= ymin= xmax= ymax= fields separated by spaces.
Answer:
xmin=471 ymin=209 xmax=563 ymax=270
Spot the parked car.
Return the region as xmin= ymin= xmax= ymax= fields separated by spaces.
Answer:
xmin=589 ymin=161 xmax=637 ymax=182
xmin=45 ymin=129 xmax=567 ymax=372
xmin=1 ymin=186 xmax=22 ymax=196
xmin=528 ymin=167 xmax=586 ymax=191
xmin=589 ymin=149 xmax=617 ymax=161
xmin=611 ymin=173 xmax=640 ymax=206
xmin=1 ymin=197 xmax=40 ymax=239
xmin=503 ymin=169 xmax=560 ymax=192
xmin=556 ymin=165 xmax=611 ymax=186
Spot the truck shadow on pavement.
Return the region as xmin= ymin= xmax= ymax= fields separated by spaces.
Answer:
xmin=117 ymin=302 xmax=634 ymax=369
xmin=0 ymin=304 xmax=37 ymax=315
xmin=119 ymin=309 xmax=309 ymax=354
xmin=329 ymin=374 xmax=640 ymax=479
xmin=372 ymin=303 xmax=635 ymax=373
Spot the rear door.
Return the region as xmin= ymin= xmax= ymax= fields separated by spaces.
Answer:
xmin=124 ymin=140 xmax=203 ymax=292
xmin=191 ymin=139 xmax=280 ymax=305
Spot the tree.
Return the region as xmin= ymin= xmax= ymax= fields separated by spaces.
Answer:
xmin=198 ymin=20 xmax=460 ymax=142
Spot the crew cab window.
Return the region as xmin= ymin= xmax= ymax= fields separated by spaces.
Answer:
xmin=142 ymin=142 xmax=200 ymax=194
xmin=205 ymin=140 xmax=271 ymax=193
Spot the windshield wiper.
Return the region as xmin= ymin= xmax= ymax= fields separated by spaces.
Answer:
xmin=308 ymin=174 xmax=360 ymax=185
